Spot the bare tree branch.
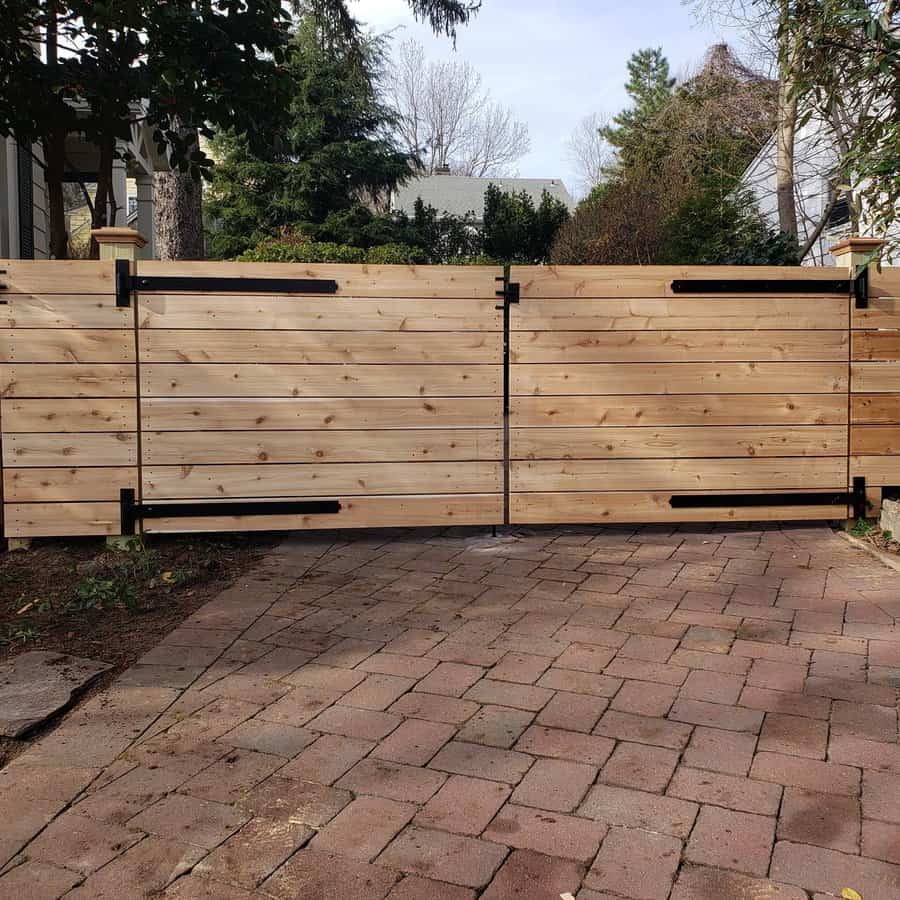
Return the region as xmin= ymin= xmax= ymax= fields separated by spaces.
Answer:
xmin=565 ymin=113 xmax=612 ymax=199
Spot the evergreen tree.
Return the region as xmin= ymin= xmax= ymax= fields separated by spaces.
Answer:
xmin=483 ymin=184 xmax=570 ymax=263
xmin=205 ymin=17 xmax=414 ymax=259
xmin=601 ymin=47 xmax=675 ymax=175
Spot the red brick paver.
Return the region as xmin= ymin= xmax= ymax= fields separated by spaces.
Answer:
xmin=1 ymin=522 xmax=899 ymax=899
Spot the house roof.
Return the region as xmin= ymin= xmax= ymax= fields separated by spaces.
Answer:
xmin=392 ymin=173 xmax=575 ymax=220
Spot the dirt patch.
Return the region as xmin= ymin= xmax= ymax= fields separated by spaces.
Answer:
xmin=0 ymin=532 xmax=277 ymax=765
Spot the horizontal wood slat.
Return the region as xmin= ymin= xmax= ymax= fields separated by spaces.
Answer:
xmin=140 ymin=364 xmax=499 ymax=398
xmin=511 ymin=492 xmax=848 ymax=524
xmin=851 ymin=331 xmax=900 ymax=361
xmin=0 ymin=296 xmax=130 ymax=329
xmin=511 ymin=458 xmax=846 ymax=493
xmin=137 ymin=297 xmax=501 ymax=332
xmin=138 ymin=493 xmax=503 ymax=533
xmin=513 ymin=265 xmax=851 ymax=299
xmin=0 ymin=365 xmax=135 ymax=398
xmin=850 ymin=426 xmax=900 ymax=455
xmin=511 ymin=330 xmax=848 ymax=363
xmin=3 ymin=467 xmax=137 ymax=502
xmin=4 ymin=502 xmax=123 ymax=537
xmin=140 ymin=330 xmax=502 ymax=364
xmin=851 ymin=456 xmax=900 ymax=486
xmin=141 ymin=398 xmax=502 ymax=430
xmin=511 ymin=394 xmax=847 ymax=427
xmin=0 ymin=261 xmax=114 ymax=295
xmin=142 ymin=462 xmax=502 ymax=499
xmin=511 ymin=426 xmax=847 ymax=460
xmin=0 ymin=329 xmax=135 ymax=363
xmin=143 ymin=429 xmax=502 ymax=464
xmin=2 ymin=399 xmax=137 ymax=432
xmin=2 ymin=432 xmax=138 ymax=467
xmin=851 ymin=362 xmax=900 ymax=392
xmin=511 ymin=298 xmax=848 ymax=331
xmin=851 ymin=394 xmax=900 ymax=424
xmin=512 ymin=363 xmax=847 ymax=397
xmin=137 ymin=262 xmax=500 ymax=298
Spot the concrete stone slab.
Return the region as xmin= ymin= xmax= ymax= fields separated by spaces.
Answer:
xmin=0 ymin=651 xmax=112 ymax=738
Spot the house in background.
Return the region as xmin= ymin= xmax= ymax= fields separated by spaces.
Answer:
xmin=0 ymin=116 xmax=168 ymax=260
xmin=741 ymin=114 xmax=899 ymax=266
xmin=392 ymin=170 xmax=575 ymax=223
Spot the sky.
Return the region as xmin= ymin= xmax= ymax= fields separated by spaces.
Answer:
xmin=355 ymin=0 xmax=737 ymax=197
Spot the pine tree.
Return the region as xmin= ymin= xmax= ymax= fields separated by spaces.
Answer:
xmin=601 ymin=47 xmax=675 ymax=175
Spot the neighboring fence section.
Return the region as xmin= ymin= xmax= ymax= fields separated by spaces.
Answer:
xmin=2 ymin=257 xmax=898 ymax=539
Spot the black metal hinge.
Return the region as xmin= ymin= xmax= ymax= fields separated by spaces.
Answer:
xmin=114 ymin=267 xmax=340 ymax=308
xmin=670 ymin=492 xmax=852 ymax=509
xmin=671 ymin=278 xmax=852 ymax=295
xmin=119 ymin=489 xmax=341 ymax=535
xmin=852 ymin=476 xmax=867 ymax=520
xmin=853 ymin=265 xmax=869 ymax=309
xmin=495 ymin=278 xmax=520 ymax=309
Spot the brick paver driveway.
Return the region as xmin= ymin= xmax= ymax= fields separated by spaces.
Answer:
xmin=3 ymin=524 xmax=900 ymax=899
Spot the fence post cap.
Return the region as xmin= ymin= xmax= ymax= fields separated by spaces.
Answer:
xmin=90 ymin=227 xmax=148 ymax=248
xmin=829 ymin=237 xmax=886 ymax=258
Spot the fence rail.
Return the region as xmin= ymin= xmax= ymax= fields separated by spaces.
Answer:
xmin=2 ymin=259 xmax=899 ymax=538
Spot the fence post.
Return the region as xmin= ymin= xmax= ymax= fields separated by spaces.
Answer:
xmin=830 ymin=237 xmax=887 ymax=526
xmin=91 ymin=227 xmax=146 ymax=549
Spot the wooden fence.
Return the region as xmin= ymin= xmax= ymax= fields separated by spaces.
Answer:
xmin=2 ymin=259 xmax=898 ymax=538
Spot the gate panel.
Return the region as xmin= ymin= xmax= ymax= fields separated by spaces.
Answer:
xmin=851 ymin=268 xmax=900 ymax=509
xmin=134 ymin=262 xmax=503 ymax=533
xmin=509 ymin=265 xmax=852 ymax=524
xmin=0 ymin=261 xmax=139 ymax=537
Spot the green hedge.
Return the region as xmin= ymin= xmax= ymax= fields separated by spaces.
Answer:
xmin=239 ymin=238 xmax=428 ymax=264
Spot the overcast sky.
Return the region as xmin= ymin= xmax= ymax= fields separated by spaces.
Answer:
xmin=355 ymin=0 xmax=737 ymax=196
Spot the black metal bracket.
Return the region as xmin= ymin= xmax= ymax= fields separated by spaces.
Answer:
xmin=114 ymin=268 xmax=340 ymax=308
xmin=852 ymin=476 xmax=867 ymax=520
xmin=115 ymin=259 xmax=132 ymax=307
xmin=0 ymin=266 xmax=7 ymax=291
xmin=670 ymin=278 xmax=852 ymax=295
xmin=853 ymin=264 xmax=869 ymax=309
xmin=119 ymin=489 xmax=341 ymax=536
xmin=670 ymin=492 xmax=853 ymax=509
xmin=495 ymin=277 xmax=520 ymax=309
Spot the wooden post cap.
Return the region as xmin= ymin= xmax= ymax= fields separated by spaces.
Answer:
xmin=90 ymin=227 xmax=148 ymax=248
xmin=829 ymin=237 xmax=886 ymax=258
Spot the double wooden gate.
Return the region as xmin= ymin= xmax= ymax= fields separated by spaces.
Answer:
xmin=1 ymin=260 xmax=898 ymax=538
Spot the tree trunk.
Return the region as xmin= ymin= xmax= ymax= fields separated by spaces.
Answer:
xmin=89 ymin=138 xmax=116 ymax=259
xmin=154 ymin=129 xmax=204 ymax=259
xmin=43 ymin=131 xmax=67 ymax=259
xmin=775 ymin=2 xmax=798 ymax=237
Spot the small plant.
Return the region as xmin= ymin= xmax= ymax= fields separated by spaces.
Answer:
xmin=0 ymin=621 xmax=38 ymax=645
xmin=883 ymin=529 xmax=893 ymax=541
xmin=850 ymin=518 xmax=875 ymax=537
xmin=68 ymin=575 xmax=136 ymax=612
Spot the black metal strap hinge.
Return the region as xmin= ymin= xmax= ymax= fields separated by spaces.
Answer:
xmin=670 ymin=492 xmax=853 ymax=510
xmin=114 ymin=266 xmax=340 ymax=308
xmin=852 ymin=476 xmax=867 ymax=520
xmin=671 ymin=278 xmax=852 ymax=295
xmin=120 ymin=489 xmax=341 ymax=535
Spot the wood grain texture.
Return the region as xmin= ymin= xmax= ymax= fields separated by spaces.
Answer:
xmin=142 ymin=461 xmax=502 ymax=499
xmin=850 ymin=426 xmax=900 ymax=455
xmin=4 ymin=502 xmax=123 ymax=537
xmin=511 ymin=394 xmax=847 ymax=427
xmin=141 ymin=364 xmax=499 ymax=398
xmin=511 ymin=298 xmax=848 ymax=331
xmin=140 ymin=493 xmax=503 ymax=533
xmin=510 ymin=492 xmax=848 ymax=524
xmin=3 ymin=467 xmax=137 ymax=502
xmin=137 ymin=261 xmax=500 ymax=298
xmin=1 ymin=399 xmax=137 ymax=432
xmin=1 ymin=329 xmax=135 ymax=363
xmin=511 ymin=426 xmax=847 ymax=459
xmin=851 ymin=330 xmax=900 ymax=361
xmin=511 ymin=330 xmax=848 ymax=363
xmin=851 ymin=362 xmax=900 ymax=392
xmin=851 ymin=394 xmax=900 ymax=424
xmin=510 ymin=458 xmax=846 ymax=492
xmin=0 ymin=364 xmax=135 ymax=398
xmin=2 ymin=432 xmax=137 ymax=467
xmin=141 ymin=398 xmax=502 ymax=430
xmin=511 ymin=363 xmax=847 ymax=396
xmin=0 ymin=260 xmax=114 ymax=294
xmin=511 ymin=265 xmax=851 ymax=298
xmin=143 ymin=429 xmax=502 ymax=464
xmin=138 ymin=297 xmax=501 ymax=331
xmin=850 ymin=455 xmax=900 ymax=486
xmin=140 ymin=330 xmax=502 ymax=364
xmin=0 ymin=295 xmax=129 ymax=329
